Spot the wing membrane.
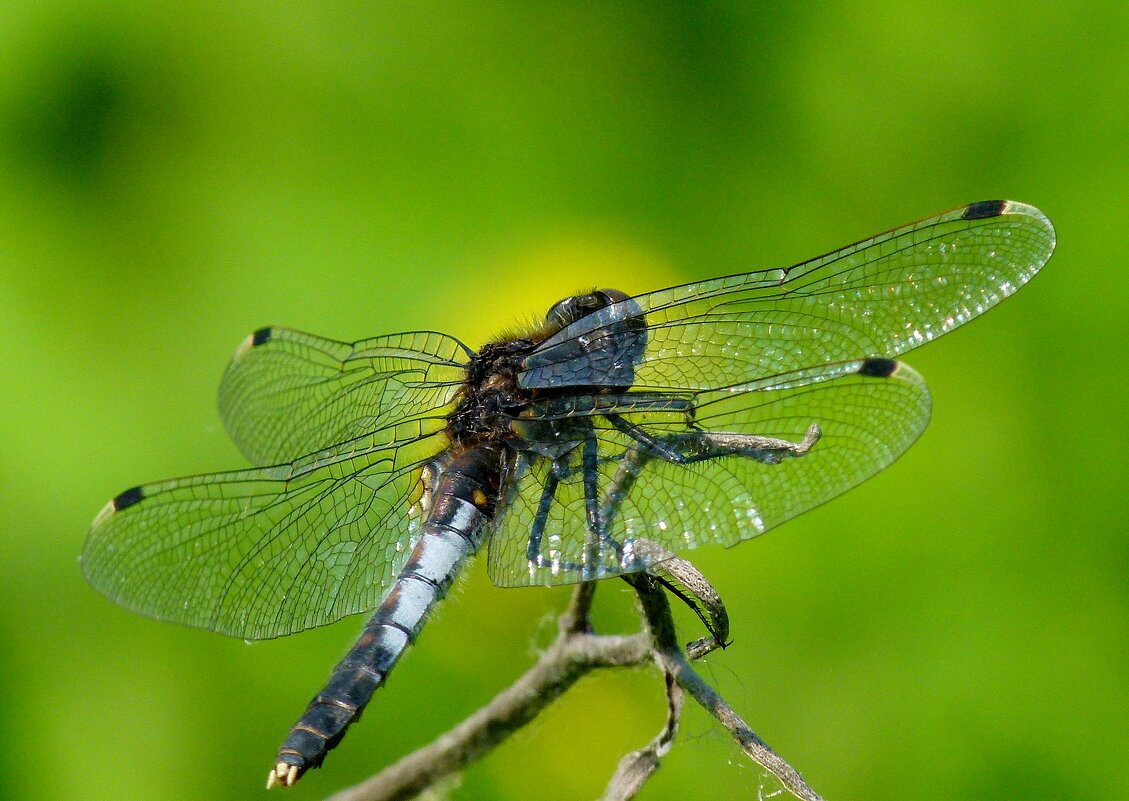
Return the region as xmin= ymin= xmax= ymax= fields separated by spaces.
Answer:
xmin=488 ymin=360 xmax=930 ymax=587
xmin=82 ymin=421 xmax=447 ymax=639
xmin=219 ymin=327 xmax=470 ymax=465
xmin=520 ymin=201 xmax=1054 ymax=391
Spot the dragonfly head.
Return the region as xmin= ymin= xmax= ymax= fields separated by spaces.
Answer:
xmin=544 ymin=288 xmax=631 ymax=333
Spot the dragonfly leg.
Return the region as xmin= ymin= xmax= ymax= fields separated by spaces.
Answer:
xmin=520 ymin=430 xmax=640 ymax=578
xmin=599 ymin=439 xmax=653 ymax=533
xmin=524 ymin=456 xmax=597 ymax=574
xmin=596 ymin=417 xmax=818 ymax=562
xmin=582 ymin=431 xmax=604 ymax=539
xmin=606 ymin=413 xmax=821 ymax=466
xmin=579 ymin=429 xmax=625 ymax=577
xmin=526 ymin=466 xmax=560 ymax=563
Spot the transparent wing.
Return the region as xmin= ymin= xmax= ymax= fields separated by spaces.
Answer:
xmin=520 ymin=201 xmax=1055 ymax=392
xmin=82 ymin=420 xmax=447 ymax=639
xmin=219 ymin=327 xmax=471 ymax=465
xmin=487 ymin=360 xmax=930 ymax=587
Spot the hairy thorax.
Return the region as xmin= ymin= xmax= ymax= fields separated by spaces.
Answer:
xmin=445 ymin=339 xmax=535 ymax=448
xmin=444 ymin=287 xmax=646 ymax=453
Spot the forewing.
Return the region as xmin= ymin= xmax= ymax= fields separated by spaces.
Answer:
xmin=219 ymin=327 xmax=470 ymax=465
xmin=487 ymin=360 xmax=930 ymax=587
xmin=82 ymin=421 xmax=447 ymax=639
xmin=520 ymin=201 xmax=1054 ymax=391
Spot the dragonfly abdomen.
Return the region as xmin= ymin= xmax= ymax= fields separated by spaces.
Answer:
xmin=268 ymin=447 xmax=503 ymax=787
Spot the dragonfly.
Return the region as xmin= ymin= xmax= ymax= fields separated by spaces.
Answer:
xmin=82 ymin=200 xmax=1055 ymax=788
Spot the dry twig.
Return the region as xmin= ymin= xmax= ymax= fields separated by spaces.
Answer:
xmin=323 ymin=552 xmax=823 ymax=801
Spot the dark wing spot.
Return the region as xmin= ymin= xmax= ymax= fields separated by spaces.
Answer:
xmin=961 ymin=200 xmax=1008 ymax=220
xmin=252 ymin=327 xmax=273 ymax=347
xmin=112 ymin=485 xmax=144 ymax=511
xmin=858 ymin=357 xmax=898 ymax=378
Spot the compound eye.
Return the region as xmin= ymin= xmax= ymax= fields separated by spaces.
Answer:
xmin=545 ymin=292 xmax=603 ymax=325
xmin=545 ymin=296 xmax=582 ymax=328
xmin=545 ymin=289 xmax=629 ymax=330
xmin=595 ymin=288 xmax=630 ymax=305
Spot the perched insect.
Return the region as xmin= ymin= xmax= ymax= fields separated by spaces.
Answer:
xmin=82 ymin=200 xmax=1055 ymax=787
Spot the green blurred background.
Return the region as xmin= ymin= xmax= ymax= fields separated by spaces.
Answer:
xmin=1 ymin=2 xmax=1125 ymax=800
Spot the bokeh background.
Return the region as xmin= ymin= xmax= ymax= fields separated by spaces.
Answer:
xmin=1 ymin=3 xmax=1125 ymax=801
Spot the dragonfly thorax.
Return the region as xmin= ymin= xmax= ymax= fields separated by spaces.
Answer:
xmin=447 ymin=288 xmax=650 ymax=449
xmin=446 ymin=339 xmax=537 ymax=447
